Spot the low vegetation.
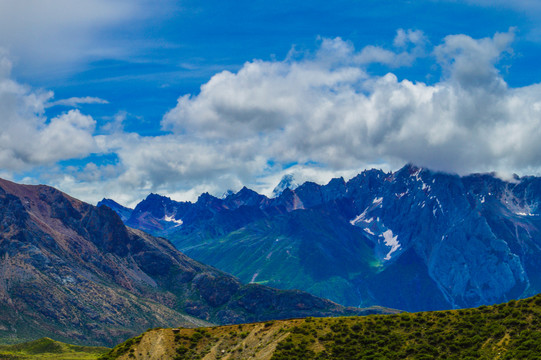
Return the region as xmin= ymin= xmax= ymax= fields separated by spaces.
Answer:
xmin=5 ymin=294 xmax=541 ymax=359
xmin=100 ymin=293 xmax=541 ymax=359
xmin=0 ymin=337 xmax=109 ymax=359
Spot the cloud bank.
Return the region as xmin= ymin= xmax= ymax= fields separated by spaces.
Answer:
xmin=5 ymin=28 xmax=541 ymax=205
xmin=160 ymin=29 xmax=541 ymax=179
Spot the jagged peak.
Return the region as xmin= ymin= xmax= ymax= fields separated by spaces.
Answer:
xmin=395 ymin=163 xmax=423 ymax=176
xmin=197 ymin=192 xmax=219 ymax=204
xmin=145 ymin=193 xmax=171 ymax=202
xmin=237 ymin=186 xmax=253 ymax=194
xmin=221 ymin=189 xmax=235 ymax=199
xmin=326 ymin=177 xmax=346 ymax=186
xmin=272 ymin=174 xmax=299 ymax=198
xmin=97 ymin=198 xmax=131 ymax=209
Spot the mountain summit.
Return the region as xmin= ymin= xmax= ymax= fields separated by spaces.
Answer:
xmin=272 ymin=174 xmax=299 ymax=197
xmin=110 ymin=165 xmax=541 ymax=312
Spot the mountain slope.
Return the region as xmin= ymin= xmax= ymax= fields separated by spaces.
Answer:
xmin=0 ymin=337 xmax=108 ymax=359
xmin=96 ymin=199 xmax=133 ymax=222
xmin=0 ymin=178 xmax=392 ymax=347
xmin=102 ymin=294 xmax=541 ymax=360
xmin=112 ymin=164 xmax=541 ymax=311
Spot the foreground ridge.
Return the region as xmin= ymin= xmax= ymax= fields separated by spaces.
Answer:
xmin=101 ymin=294 xmax=541 ymax=360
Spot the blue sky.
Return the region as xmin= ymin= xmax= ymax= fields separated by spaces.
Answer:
xmin=2 ymin=0 xmax=541 ymax=206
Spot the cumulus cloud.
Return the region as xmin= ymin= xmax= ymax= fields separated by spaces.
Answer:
xmin=161 ymin=29 xmax=541 ymax=182
xmin=101 ymin=134 xmax=268 ymax=191
xmin=0 ymin=54 xmax=97 ymax=170
xmin=10 ymin=28 xmax=541 ymax=206
xmin=356 ymin=29 xmax=428 ymax=67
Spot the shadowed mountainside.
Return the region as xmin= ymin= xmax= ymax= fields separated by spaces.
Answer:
xmin=0 ymin=178 xmax=393 ymax=347
xmin=108 ymin=164 xmax=541 ymax=312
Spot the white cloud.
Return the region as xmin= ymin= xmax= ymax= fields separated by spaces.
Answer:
xmin=161 ymin=29 xmax=541 ymax=182
xmin=0 ymin=53 xmax=97 ymax=170
xmin=0 ymin=0 xmax=163 ymax=78
xmin=10 ymin=29 xmax=541 ymax=207
xmin=434 ymin=30 xmax=514 ymax=89
xmin=47 ymin=96 xmax=109 ymax=108
xmin=356 ymin=29 xmax=428 ymax=67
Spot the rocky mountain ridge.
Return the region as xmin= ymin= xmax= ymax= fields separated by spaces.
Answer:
xmin=106 ymin=164 xmax=541 ymax=311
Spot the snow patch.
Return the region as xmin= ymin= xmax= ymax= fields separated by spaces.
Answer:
xmin=364 ymin=228 xmax=375 ymax=235
xmin=435 ymin=198 xmax=443 ymax=214
xmin=349 ymin=208 xmax=368 ymax=225
xmin=382 ymin=230 xmax=400 ymax=261
xmin=396 ymin=190 xmax=408 ymax=199
xmin=164 ymin=214 xmax=183 ymax=226
xmin=413 ymin=168 xmax=430 ymax=191
xmin=501 ymin=188 xmax=538 ymax=217
xmin=516 ymin=212 xmax=537 ymax=217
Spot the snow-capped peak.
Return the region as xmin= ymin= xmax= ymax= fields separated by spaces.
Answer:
xmin=272 ymin=174 xmax=299 ymax=198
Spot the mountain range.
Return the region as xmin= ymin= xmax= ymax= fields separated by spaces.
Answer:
xmin=0 ymin=178 xmax=389 ymax=347
xmin=102 ymin=164 xmax=541 ymax=312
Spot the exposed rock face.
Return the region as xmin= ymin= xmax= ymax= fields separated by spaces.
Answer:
xmin=96 ymin=199 xmax=133 ymax=222
xmin=0 ymin=179 xmax=389 ymax=347
xmin=115 ymin=165 xmax=541 ymax=312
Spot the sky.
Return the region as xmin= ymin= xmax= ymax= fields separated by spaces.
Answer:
xmin=2 ymin=0 xmax=541 ymax=206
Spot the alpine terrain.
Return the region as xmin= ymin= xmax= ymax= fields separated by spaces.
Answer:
xmin=0 ymin=178 xmax=391 ymax=347
xmin=106 ymin=164 xmax=541 ymax=312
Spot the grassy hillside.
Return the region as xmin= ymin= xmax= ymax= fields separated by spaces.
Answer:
xmin=0 ymin=337 xmax=109 ymax=359
xmin=172 ymin=209 xmax=382 ymax=308
xmin=101 ymin=294 xmax=541 ymax=359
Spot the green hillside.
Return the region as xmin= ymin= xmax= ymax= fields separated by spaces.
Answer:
xmin=0 ymin=337 xmax=109 ymax=359
xmin=101 ymin=294 xmax=541 ymax=359
xmin=172 ymin=210 xmax=381 ymax=307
